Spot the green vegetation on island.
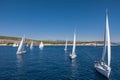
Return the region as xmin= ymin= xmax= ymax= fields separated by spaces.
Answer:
xmin=0 ymin=35 xmax=118 ymax=46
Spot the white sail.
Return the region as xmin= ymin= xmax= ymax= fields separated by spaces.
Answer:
xmin=17 ymin=37 xmax=24 ymax=52
xmin=70 ymin=32 xmax=77 ymax=59
xmin=106 ymin=12 xmax=111 ymax=67
xmin=72 ymin=32 xmax=76 ymax=55
xmin=64 ymin=40 xmax=67 ymax=51
xmin=39 ymin=41 xmax=44 ymax=49
xmin=94 ymin=9 xmax=111 ymax=78
xmin=101 ymin=22 xmax=107 ymax=61
xmin=101 ymin=11 xmax=111 ymax=67
xmin=30 ymin=41 xmax=33 ymax=49
xmin=17 ymin=36 xmax=26 ymax=54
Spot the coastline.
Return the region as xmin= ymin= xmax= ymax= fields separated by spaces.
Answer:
xmin=0 ymin=35 xmax=119 ymax=46
xmin=0 ymin=43 xmax=118 ymax=46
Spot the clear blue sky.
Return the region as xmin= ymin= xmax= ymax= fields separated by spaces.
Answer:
xmin=0 ymin=0 xmax=120 ymax=42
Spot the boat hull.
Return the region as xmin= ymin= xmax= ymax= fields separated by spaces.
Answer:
xmin=17 ymin=51 xmax=26 ymax=54
xmin=13 ymin=45 xmax=18 ymax=47
xmin=94 ymin=62 xmax=111 ymax=78
xmin=64 ymin=48 xmax=67 ymax=51
xmin=70 ymin=54 xmax=77 ymax=59
xmin=39 ymin=45 xmax=44 ymax=50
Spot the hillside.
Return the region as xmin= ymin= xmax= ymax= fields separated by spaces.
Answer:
xmin=0 ymin=35 xmax=118 ymax=46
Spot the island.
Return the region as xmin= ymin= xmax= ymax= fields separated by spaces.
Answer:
xmin=0 ymin=35 xmax=118 ymax=46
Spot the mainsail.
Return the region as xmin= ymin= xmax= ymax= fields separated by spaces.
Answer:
xmin=64 ymin=40 xmax=67 ymax=51
xmin=17 ymin=36 xmax=26 ymax=54
xmin=39 ymin=41 xmax=44 ymax=49
xmin=30 ymin=41 xmax=33 ymax=49
xmin=101 ymin=10 xmax=111 ymax=67
xmin=72 ymin=32 xmax=76 ymax=55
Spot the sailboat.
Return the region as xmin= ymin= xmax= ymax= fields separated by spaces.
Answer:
xmin=64 ymin=40 xmax=67 ymax=51
xmin=30 ymin=41 xmax=33 ymax=49
xmin=94 ymin=41 xmax=97 ymax=47
xmin=16 ymin=36 xmax=26 ymax=54
xmin=39 ymin=41 xmax=44 ymax=49
xmin=13 ymin=42 xmax=18 ymax=47
xmin=94 ymin=10 xmax=111 ymax=78
xmin=69 ymin=32 xmax=77 ymax=59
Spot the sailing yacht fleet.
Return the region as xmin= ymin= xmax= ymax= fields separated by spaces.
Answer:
xmin=14 ymin=10 xmax=112 ymax=79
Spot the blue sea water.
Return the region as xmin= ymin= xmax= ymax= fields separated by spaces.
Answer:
xmin=0 ymin=46 xmax=120 ymax=80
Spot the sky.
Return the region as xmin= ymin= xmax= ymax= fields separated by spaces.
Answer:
xmin=0 ymin=0 xmax=120 ymax=42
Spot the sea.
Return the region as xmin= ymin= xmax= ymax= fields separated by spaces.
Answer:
xmin=0 ymin=46 xmax=120 ymax=80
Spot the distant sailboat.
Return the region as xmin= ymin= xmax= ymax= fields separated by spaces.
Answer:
xmin=39 ymin=41 xmax=44 ymax=49
xmin=70 ymin=32 xmax=77 ymax=59
xmin=64 ymin=40 xmax=67 ymax=51
xmin=30 ymin=41 xmax=33 ymax=49
xmin=94 ymin=41 xmax=97 ymax=47
xmin=16 ymin=36 xmax=26 ymax=54
xmin=13 ymin=42 xmax=18 ymax=47
xmin=94 ymin=10 xmax=111 ymax=78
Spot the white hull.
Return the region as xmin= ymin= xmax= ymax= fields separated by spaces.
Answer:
xmin=39 ymin=46 xmax=43 ymax=49
xmin=13 ymin=45 xmax=18 ymax=47
xmin=17 ymin=50 xmax=26 ymax=55
xmin=13 ymin=44 xmax=18 ymax=47
xmin=64 ymin=48 xmax=67 ymax=51
xmin=70 ymin=53 xmax=77 ymax=59
xmin=94 ymin=62 xmax=111 ymax=78
xmin=39 ymin=46 xmax=43 ymax=50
